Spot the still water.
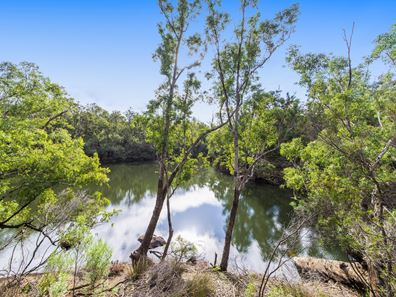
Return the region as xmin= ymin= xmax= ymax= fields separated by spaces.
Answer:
xmin=92 ymin=163 xmax=342 ymax=272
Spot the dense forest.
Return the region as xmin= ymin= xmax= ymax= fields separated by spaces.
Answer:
xmin=0 ymin=0 xmax=395 ymax=296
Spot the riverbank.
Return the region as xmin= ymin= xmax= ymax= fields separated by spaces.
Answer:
xmin=1 ymin=257 xmax=362 ymax=297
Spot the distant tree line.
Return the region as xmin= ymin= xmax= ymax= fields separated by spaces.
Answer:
xmin=70 ymin=104 xmax=156 ymax=163
xmin=69 ymin=92 xmax=308 ymax=185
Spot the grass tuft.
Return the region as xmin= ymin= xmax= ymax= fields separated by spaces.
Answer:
xmin=128 ymin=258 xmax=151 ymax=281
xmin=173 ymin=274 xmax=214 ymax=297
xmin=267 ymin=282 xmax=330 ymax=297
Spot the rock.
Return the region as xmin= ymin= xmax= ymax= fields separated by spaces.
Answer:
xmin=138 ymin=234 xmax=166 ymax=249
xmin=186 ymin=255 xmax=197 ymax=265
xmin=292 ymin=256 xmax=368 ymax=291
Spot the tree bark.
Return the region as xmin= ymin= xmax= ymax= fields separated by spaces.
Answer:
xmin=131 ymin=33 xmax=179 ymax=262
xmin=220 ymin=85 xmax=241 ymax=271
xmin=161 ymin=194 xmax=173 ymax=260
xmin=220 ymin=187 xmax=241 ymax=271
xmin=131 ymin=174 xmax=167 ymax=262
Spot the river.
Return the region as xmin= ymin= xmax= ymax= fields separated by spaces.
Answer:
xmin=91 ymin=163 xmax=343 ymax=272
xmin=0 ymin=162 xmax=343 ymax=274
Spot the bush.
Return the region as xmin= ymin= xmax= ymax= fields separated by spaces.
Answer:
xmin=38 ymin=252 xmax=73 ymax=297
xmin=84 ymin=239 xmax=112 ymax=288
xmin=244 ymin=281 xmax=256 ymax=297
xmin=170 ymin=236 xmax=197 ymax=263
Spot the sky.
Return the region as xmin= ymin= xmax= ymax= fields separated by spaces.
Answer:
xmin=0 ymin=0 xmax=395 ymax=122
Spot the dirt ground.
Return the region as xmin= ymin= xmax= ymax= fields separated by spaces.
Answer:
xmin=0 ymin=260 xmax=360 ymax=297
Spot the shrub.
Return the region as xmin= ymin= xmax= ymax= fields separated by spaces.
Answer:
xmin=38 ymin=252 xmax=73 ymax=297
xmin=84 ymin=239 xmax=112 ymax=288
xmin=170 ymin=236 xmax=197 ymax=263
xmin=244 ymin=281 xmax=256 ymax=297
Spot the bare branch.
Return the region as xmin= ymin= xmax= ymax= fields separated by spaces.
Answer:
xmin=343 ymin=22 xmax=355 ymax=89
xmin=43 ymin=109 xmax=68 ymax=129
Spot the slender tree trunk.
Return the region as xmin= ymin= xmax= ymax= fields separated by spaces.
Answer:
xmin=374 ymin=199 xmax=393 ymax=297
xmin=220 ymin=123 xmax=241 ymax=271
xmin=220 ymin=90 xmax=241 ymax=271
xmin=220 ymin=187 xmax=241 ymax=271
xmin=131 ymin=171 xmax=167 ymax=261
xmin=131 ymin=31 xmax=182 ymax=262
xmin=161 ymin=194 xmax=173 ymax=260
xmin=132 ymin=43 xmax=177 ymax=262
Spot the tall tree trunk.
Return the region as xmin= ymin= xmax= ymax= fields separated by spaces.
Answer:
xmin=220 ymin=95 xmax=241 ymax=271
xmin=220 ymin=187 xmax=241 ymax=271
xmin=132 ymin=46 xmax=177 ymax=262
xmin=220 ymin=123 xmax=241 ymax=271
xmin=131 ymin=172 xmax=167 ymax=262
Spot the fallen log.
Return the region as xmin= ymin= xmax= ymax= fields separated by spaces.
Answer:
xmin=292 ymin=256 xmax=368 ymax=291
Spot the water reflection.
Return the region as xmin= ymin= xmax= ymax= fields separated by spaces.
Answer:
xmin=92 ymin=163 xmax=342 ymax=271
xmin=99 ymin=163 xmax=158 ymax=205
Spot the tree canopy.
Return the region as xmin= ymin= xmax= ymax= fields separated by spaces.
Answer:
xmin=281 ymin=23 xmax=396 ymax=295
xmin=0 ymin=62 xmax=111 ymax=274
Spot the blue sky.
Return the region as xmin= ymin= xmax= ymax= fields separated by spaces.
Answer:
xmin=1 ymin=0 xmax=395 ymax=121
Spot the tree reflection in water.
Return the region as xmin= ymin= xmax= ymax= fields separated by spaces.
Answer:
xmin=91 ymin=163 xmax=344 ymax=268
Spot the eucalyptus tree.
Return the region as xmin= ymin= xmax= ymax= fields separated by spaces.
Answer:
xmin=205 ymin=0 xmax=299 ymax=271
xmin=132 ymin=0 xmax=227 ymax=261
xmin=282 ymin=25 xmax=395 ymax=296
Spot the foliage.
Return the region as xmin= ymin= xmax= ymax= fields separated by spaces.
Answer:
xmin=170 ymin=235 xmax=198 ymax=263
xmin=71 ymin=104 xmax=155 ymax=163
xmin=135 ymin=0 xmax=225 ymax=260
xmin=58 ymin=225 xmax=114 ymax=293
xmin=282 ymin=24 xmax=396 ymax=296
xmin=39 ymin=233 xmax=113 ymax=296
xmin=0 ymin=62 xmax=111 ymax=279
xmin=144 ymin=75 xmax=210 ymax=184
xmin=370 ymin=23 xmax=395 ymax=66
xmin=84 ymin=239 xmax=112 ymax=288
xmin=38 ymin=252 xmax=73 ymax=297
xmin=244 ymin=280 xmax=256 ymax=297
xmin=206 ymin=0 xmax=299 ymax=270
xmin=208 ymin=91 xmax=302 ymax=177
